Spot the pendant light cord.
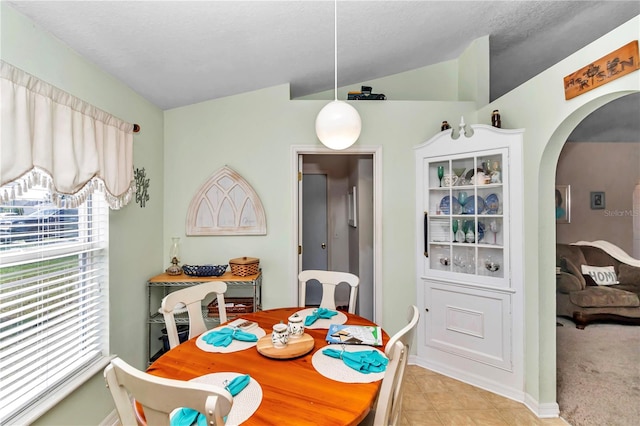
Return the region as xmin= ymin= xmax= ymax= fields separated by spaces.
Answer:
xmin=334 ymin=0 xmax=338 ymax=101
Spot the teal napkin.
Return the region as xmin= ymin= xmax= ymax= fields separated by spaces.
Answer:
xmin=224 ymin=374 xmax=250 ymax=396
xmin=304 ymin=308 xmax=338 ymax=326
xmin=171 ymin=408 xmax=207 ymax=426
xmin=322 ymin=348 xmax=388 ymax=374
xmin=170 ymin=375 xmax=251 ymax=426
xmin=202 ymin=327 xmax=258 ymax=347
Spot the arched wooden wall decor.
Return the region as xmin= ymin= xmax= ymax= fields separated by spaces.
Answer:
xmin=186 ymin=166 xmax=266 ymax=235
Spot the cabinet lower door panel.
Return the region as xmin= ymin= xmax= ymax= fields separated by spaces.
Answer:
xmin=425 ymin=281 xmax=512 ymax=371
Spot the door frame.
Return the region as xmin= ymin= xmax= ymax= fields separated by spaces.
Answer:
xmin=291 ymin=145 xmax=383 ymax=325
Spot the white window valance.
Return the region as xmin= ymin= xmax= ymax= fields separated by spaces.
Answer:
xmin=0 ymin=61 xmax=134 ymax=209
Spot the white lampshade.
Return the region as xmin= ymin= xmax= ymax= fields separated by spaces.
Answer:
xmin=315 ymin=100 xmax=362 ymax=150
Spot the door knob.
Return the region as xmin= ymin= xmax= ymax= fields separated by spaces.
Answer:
xmin=321 ymin=243 xmax=326 ymax=249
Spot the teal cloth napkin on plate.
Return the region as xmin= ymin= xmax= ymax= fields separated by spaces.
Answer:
xmin=170 ymin=374 xmax=251 ymax=426
xmin=322 ymin=348 xmax=388 ymax=374
xmin=304 ymin=308 xmax=338 ymax=326
xmin=171 ymin=408 xmax=207 ymax=426
xmin=202 ymin=327 xmax=258 ymax=347
xmin=224 ymin=374 xmax=250 ymax=396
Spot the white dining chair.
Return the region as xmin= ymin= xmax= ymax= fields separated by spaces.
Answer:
xmin=362 ymin=305 xmax=420 ymax=426
xmin=298 ymin=270 xmax=360 ymax=314
xmin=104 ymin=357 xmax=232 ymax=426
xmin=161 ymin=281 xmax=228 ymax=349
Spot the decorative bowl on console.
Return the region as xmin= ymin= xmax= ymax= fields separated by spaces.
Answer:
xmin=182 ymin=264 xmax=228 ymax=277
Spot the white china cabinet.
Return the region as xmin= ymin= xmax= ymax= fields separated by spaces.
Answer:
xmin=414 ymin=123 xmax=525 ymax=399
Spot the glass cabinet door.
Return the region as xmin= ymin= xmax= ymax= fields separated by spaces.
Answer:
xmin=424 ymin=151 xmax=507 ymax=283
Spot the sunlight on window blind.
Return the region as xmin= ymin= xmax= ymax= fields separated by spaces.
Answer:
xmin=0 ymin=184 xmax=109 ymax=422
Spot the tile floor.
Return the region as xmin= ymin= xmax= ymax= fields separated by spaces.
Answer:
xmin=401 ymin=365 xmax=570 ymax=426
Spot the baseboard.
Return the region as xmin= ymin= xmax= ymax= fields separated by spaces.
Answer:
xmin=524 ymin=393 xmax=560 ymax=418
xmin=99 ymin=409 xmax=120 ymax=426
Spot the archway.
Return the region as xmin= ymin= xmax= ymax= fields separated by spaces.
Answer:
xmin=540 ymin=90 xmax=639 ymax=413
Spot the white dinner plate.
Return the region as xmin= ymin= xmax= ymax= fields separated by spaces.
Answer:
xmin=196 ymin=326 xmax=266 ymax=353
xmin=295 ymin=308 xmax=347 ymax=329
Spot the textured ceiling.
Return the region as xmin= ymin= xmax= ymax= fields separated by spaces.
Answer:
xmin=5 ymin=1 xmax=640 ymax=141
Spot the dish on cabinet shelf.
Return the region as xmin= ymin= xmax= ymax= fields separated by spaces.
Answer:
xmin=485 ymin=193 xmax=500 ymax=214
xmin=464 ymin=168 xmax=484 ymax=181
xmin=462 ymin=195 xmax=485 ymax=215
xmin=430 ymin=218 xmax=450 ymax=242
xmin=440 ymin=195 xmax=462 ymax=215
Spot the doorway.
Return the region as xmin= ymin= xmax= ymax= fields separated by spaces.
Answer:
xmin=291 ymin=145 xmax=382 ymax=324
xmin=553 ymin=93 xmax=640 ymax=421
xmin=534 ymin=90 xmax=638 ymax=420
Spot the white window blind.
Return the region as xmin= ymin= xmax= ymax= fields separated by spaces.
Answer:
xmin=0 ymin=184 xmax=109 ymax=423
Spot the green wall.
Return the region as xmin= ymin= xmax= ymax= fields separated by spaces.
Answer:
xmin=1 ymin=3 xmax=165 ymax=425
xmin=2 ymin=1 xmax=638 ymax=422
xmin=477 ymin=15 xmax=639 ymax=411
xmin=164 ymin=89 xmax=477 ymax=328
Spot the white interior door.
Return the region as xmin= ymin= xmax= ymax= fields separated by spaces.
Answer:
xmin=302 ymin=173 xmax=328 ymax=305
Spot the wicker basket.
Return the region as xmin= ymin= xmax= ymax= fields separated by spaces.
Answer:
xmin=207 ymin=297 xmax=254 ymax=318
xmin=229 ymin=257 xmax=260 ymax=276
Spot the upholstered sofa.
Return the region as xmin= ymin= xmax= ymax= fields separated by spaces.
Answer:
xmin=556 ymin=240 xmax=640 ymax=329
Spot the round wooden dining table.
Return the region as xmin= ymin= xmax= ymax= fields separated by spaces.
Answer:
xmin=142 ymin=307 xmax=389 ymax=426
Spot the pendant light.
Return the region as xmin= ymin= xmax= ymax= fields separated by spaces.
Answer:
xmin=315 ymin=0 xmax=362 ymax=150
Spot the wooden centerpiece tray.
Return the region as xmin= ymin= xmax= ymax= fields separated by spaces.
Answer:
xmin=256 ymin=333 xmax=314 ymax=359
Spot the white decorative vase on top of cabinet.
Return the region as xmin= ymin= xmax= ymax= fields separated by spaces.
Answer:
xmin=414 ymin=122 xmax=525 ymax=401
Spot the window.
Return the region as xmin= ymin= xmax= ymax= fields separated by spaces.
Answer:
xmin=0 ymin=184 xmax=109 ymax=423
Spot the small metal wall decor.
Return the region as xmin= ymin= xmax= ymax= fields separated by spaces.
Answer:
xmin=491 ymin=110 xmax=501 ymax=128
xmin=134 ymin=167 xmax=150 ymax=208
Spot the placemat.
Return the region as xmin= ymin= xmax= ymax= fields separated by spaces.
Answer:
xmin=171 ymin=372 xmax=262 ymax=425
xmin=295 ymin=308 xmax=347 ymax=329
xmin=196 ymin=326 xmax=266 ymax=353
xmin=311 ymin=345 xmax=387 ymax=383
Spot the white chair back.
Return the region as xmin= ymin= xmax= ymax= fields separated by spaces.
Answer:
xmin=298 ymin=270 xmax=360 ymax=314
xmin=104 ymin=357 xmax=232 ymax=426
xmin=161 ymin=281 xmax=228 ymax=349
xmin=372 ymin=305 xmax=420 ymax=426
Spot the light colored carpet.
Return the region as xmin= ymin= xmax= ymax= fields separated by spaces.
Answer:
xmin=556 ymin=317 xmax=640 ymax=426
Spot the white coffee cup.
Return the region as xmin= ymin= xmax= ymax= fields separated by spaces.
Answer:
xmin=443 ymin=174 xmax=458 ymax=187
xmin=271 ymin=323 xmax=289 ymax=348
xmin=287 ymin=314 xmax=304 ymax=339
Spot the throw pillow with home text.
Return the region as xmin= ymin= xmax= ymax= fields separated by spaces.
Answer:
xmin=580 ymin=265 xmax=619 ymax=286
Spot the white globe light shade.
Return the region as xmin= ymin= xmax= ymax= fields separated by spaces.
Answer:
xmin=315 ymin=100 xmax=362 ymax=150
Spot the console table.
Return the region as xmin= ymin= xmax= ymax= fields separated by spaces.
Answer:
xmin=146 ymin=271 xmax=262 ymax=363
